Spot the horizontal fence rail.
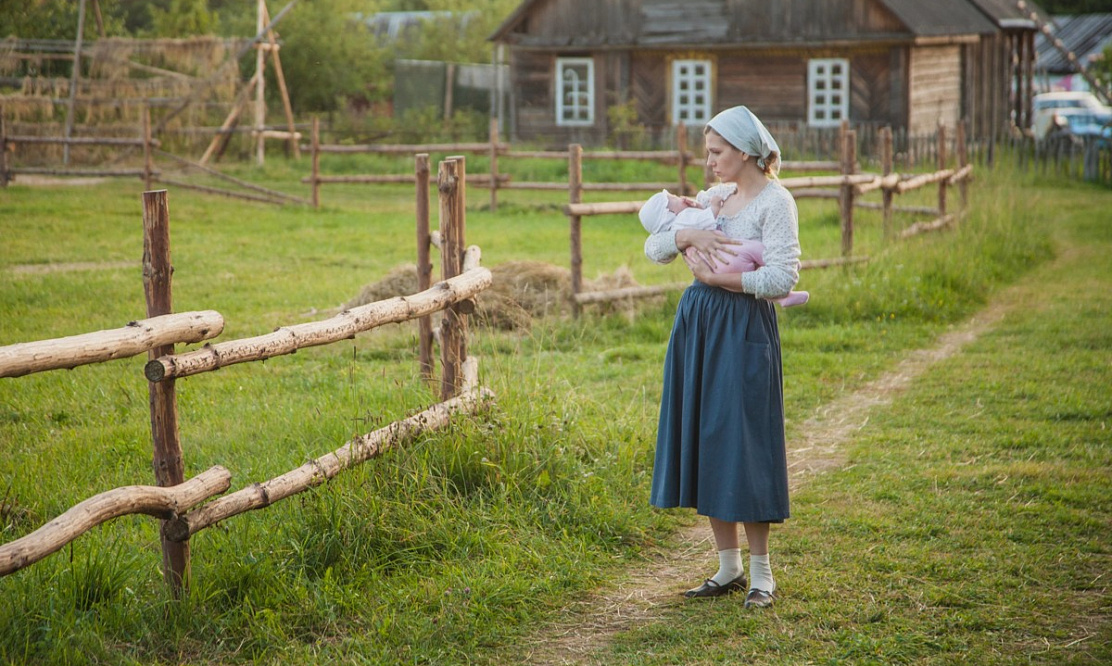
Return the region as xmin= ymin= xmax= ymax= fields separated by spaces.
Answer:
xmin=144 ymin=267 xmax=491 ymax=382
xmin=0 ymin=466 xmax=232 ymax=577
xmin=165 ymin=358 xmax=491 ymax=541
xmin=0 ymin=311 xmax=224 ymax=378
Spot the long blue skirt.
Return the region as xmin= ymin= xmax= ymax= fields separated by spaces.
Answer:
xmin=649 ymin=281 xmax=790 ymax=523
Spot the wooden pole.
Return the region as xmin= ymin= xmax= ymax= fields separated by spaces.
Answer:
xmin=90 ymin=0 xmax=106 ymax=38
xmin=956 ymin=119 xmax=968 ymax=210
xmin=840 ymin=129 xmax=856 ymax=258
xmin=254 ymin=0 xmax=266 ymax=166
xmin=262 ymin=2 xmax=299 ymax=160
xmin=415 ymin=154 xmax=434 ymax=382
xmin=141 ymin=190 xmax=189 ymax=597
xmin=881 ymin=126 xmax=894 ymax=240
xmin=311 ymin=116 xmax=320 ymax=208
xmin=937 ymin=123 xmax=948 ymax=218
xmin=143 ymin=105 xmax=153 ymax=191
xmin=569 ymin=144 xmax=583 ymax=317
xmin=438 ymin=158 xmax=464 ymax=400
xmin=0 ymin=106 xmax=8 ymax=188
xmin=677 ymin=125 xmax=688 ymax=195
xmin=489 ymin=118 xmax=499 ymax=212
xmin=63 ymin=0 xmax=87 ymax=166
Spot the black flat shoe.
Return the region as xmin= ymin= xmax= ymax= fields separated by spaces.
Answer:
xmin=684 ymin=574 xmax=747 ymax=599
xmin=743 ymin=588 xmax=776 ymax=608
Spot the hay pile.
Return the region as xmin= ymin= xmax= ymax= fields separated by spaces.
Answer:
xmin=344 ymin=261 xmax=652 ymax=331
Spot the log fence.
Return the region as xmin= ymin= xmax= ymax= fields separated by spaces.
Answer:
xmin=1 ymin=105 xmax=160 ymax=189
xmin=562 ymin=121 xmax=974 ymax=312
xmin=0 ymin=161 xmax=492 ymax=598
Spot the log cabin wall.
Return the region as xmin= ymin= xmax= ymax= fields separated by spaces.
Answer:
xmin=907 ymin=45 xmax=963 ymax=135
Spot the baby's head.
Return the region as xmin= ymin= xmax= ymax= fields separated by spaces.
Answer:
xmin=639 ymin=190 xmax=688 ymax=234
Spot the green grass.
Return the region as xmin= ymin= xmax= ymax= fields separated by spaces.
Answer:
xmin=0 ymin=155 xmax=1108 ymax=664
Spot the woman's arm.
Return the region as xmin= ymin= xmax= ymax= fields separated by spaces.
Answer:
xmin=645 ymin=227 xmax=741 ymax=265
xmin=739 ymin=188 xmax=801 ymax=299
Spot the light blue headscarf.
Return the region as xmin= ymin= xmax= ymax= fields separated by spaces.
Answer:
xmin=706 ymin=106 xmax=781 ymax=173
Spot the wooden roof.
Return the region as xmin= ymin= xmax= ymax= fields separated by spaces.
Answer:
xmin=490 ymin=0 xmax=1001 ymax=46
xmin=1036 ymin=13 xmax=1112 ymax=73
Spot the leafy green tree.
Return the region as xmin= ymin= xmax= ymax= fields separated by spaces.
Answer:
xmin=150 ymin=0 xmax=219 ymax=36
xmin=0 ymin=0 xmax=125 ymax=40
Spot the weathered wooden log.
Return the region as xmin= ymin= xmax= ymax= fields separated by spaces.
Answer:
xmin=146 ymin=267 xmax=492 ymax=381
xmin=573 ymin=282 xmax=690 ymax=304
xmin=301 ymin=173 xmax=509 ymax=185
xmin=7 ymin=135 xmax=160 ymax=147
xmin=158 ymin=149 xmax=309 ymax=205
xmin=581 ymin=182 xmax=678 ymax=191
xmin=0 ymin=311 xmax=224 ymax=378
xmin=501 ymin=181 xmax=575 ymax=191
xmin=800 ymin=256 xmax=870 ymax=270
xmin=502 ymin=150 xmax=570 ymax=159
xmin=563 ymin=201 xmax=642 ymax=216
xmin=900 ymin=214 xmax=956 ymax=239
xmin=948 ymin=164 xmax=973 ymax=184
xmin=782 ymin=160 xmax=842 ymax=172
xmin=791 ymin=188 xmax=841 ymax=199
xmin=164 ymin=359 xmax=491 ymax=541
xmin=0 ymin=466 xmax=231 ymax=577
xmin=780 ymin=173 xmax=877 ymax=190
xmin=895 ymin=169 xmax=956 ymax=194
xmin=154 ymin=177 xmax=288 ymax=206
xmin=11 ymin=167 xmax=156 ymax=177
xmin=854 ymin=173 xmax=900 ymax=195
xmin=462 ymin=245 xmax=482 ymax=272
xmin=855 ymin=202 xmax=939 ymax=215
xmin=311 ymin=142 xmax=506 ymax=155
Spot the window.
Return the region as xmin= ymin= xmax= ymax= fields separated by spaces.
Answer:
xmin=672 ymin=59 xmax=713 ymax=125
xmin=556 ymin=57 xmax=594 ymax=126
xmin=808 ymin=58 xmax=849 ymax=127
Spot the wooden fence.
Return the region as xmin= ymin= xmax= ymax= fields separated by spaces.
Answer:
xmin=564 ymin=122 xmax=973 ymax=312
xmin=304 ymin=119 xmax=709 ymax=210
xmin=0 ymin=105 xmax=159 ymax=189
xmin=0 ymin=161 xmax=491 ymax=597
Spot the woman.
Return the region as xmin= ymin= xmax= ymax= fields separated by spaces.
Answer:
xmin=644 ymin=106 xmax=800 ymax=607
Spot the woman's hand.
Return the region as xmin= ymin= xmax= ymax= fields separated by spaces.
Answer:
xmin=675 ymin=229 xmax=741 ymax=267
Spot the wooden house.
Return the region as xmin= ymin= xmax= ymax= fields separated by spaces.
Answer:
xmin=488 ymin=0 xmax=1041 ymax=148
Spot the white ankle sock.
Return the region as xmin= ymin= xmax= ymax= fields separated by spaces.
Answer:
xmin=710 ymin=548 xmax=743 ymax=586
xmin=749 ymin=553 xmax=775 ymax=592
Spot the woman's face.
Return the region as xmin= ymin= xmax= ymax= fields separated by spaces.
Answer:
xmin=705 ymin=131 xmax=747 ymax=182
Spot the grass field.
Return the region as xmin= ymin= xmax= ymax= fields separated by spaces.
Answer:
xmin=0 ymin=154 xmax=1108 ymax=664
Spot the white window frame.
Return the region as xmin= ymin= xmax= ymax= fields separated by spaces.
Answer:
xmin=672 ymin=59 xmax=713 ymax=126
xmin=556 ymin=57 xmax=595 ymax=126
xmin=808 ymin=58 xmax=850 ymax=127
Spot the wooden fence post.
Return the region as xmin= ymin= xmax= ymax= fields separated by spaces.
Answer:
xmin=937 ymin=123 xmax=948 ymax=218
xmin=438 ymin=157 xmax=467 ymax=400
xmin=415 ymin=154 xmax=434 ymax=382
xmin=489 ymin=118 xmax=499 ymax=212
xmin=840 ymin=128 xmax=857 ymax=258
xmin=311 ymin=116 xmax=320 ymax=208
xmin=676 ymin=125 xmax=689 ymax=195
xmin=143 ymin=105 xmax=153 ymax=191
xmin=568 ymin=144 xmax=583 ymax=318
xmin=881 ymin=126 xmax=894 ymax=241
xmin=0 ymin=106 xmax=8 ymax=188
xmin=956 ymin=120 xmax=968 ymax=209
xmin=142 ymin=190 xmax=189 ymax=597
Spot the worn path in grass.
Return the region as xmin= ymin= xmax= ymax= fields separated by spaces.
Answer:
xmin=515 ymin=237 xmax=1087 ymax=665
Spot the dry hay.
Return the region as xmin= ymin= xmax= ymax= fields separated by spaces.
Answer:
xmin=345 ymin=261 xmax=650 ymax=331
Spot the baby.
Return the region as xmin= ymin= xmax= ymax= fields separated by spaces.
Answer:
xmin=639 ymin=186 xmax=809 ymax=307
